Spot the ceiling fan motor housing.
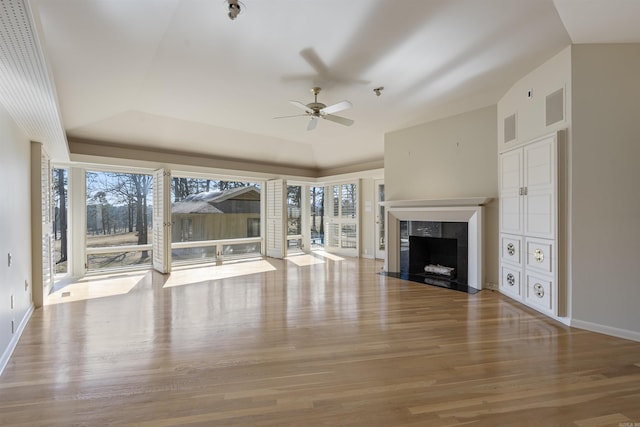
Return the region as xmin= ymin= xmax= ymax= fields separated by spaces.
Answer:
xmin=307 ymin=102 xmax=326 ymax=114
xmin=279 ymin=87 xmax=353 ymax=128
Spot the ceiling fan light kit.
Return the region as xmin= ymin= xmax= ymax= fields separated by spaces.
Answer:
xmin=277 ymin=87 xmax=354 ymax=131
xmin=227 ymin=0 xmax=241 ymax=20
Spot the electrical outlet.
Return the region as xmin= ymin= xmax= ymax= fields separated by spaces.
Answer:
xmin=11 ymin=320 xmax=15 ymax=334
xmin=10 ymin=295 xmax=14 ymax=309
xmin=7 ymin=252 xmax=11 ymax=267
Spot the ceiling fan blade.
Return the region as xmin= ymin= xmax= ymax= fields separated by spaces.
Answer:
xmin=321 ymin=100 xmax=352 ymax=115
xmin=289 ymin=100 xmax=311 ymax=112
xmin=274 ymin=114 xmax=308 ymax=119
xmin=323 ymin=114 xmax=354 ymax=127
xmin=307 ymin=117 xmax=318 ymax=131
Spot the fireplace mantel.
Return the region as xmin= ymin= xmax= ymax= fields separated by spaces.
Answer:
xmin=381 ymin=197 xmax=492 ymax=208
xmin=384 ymin=199 xmax=487 ymax=290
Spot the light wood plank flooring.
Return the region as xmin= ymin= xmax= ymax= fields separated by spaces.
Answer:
xmin=1 ymin=254 xmax=639 ymax=426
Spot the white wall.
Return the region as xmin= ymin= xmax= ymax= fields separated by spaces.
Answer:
xmin=570 ymin=44 xmax=640 ymax=339
xmin=0 ymin=104 xmax=34 ymax=374
xmin=384 ymin=105 xmax=499 ymax=286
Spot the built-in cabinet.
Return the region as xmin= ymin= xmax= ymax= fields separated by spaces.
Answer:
xmin=499 ymin=131 xmax=565 ymax=318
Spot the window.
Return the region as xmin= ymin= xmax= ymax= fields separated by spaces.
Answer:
xmin=52 ymin=167 xmax=68 ymax=275
xmin=170 ymin=176 xmax=261 ymax=263
xmin=310 ymin=186 xmax=324 ymax=248
xmin=287 ymin=185 xmax=302 ymax=236
xmin=341 ymin=183 xmax=357 ymax=218
xmin=287 ymin=185 xmax=302 ymax=252
xmin=325 ymin=181 xmax=359 ymax=256
xmin=85 ymin=170 xmax=153 ymax=271
xmin=180 ymin=219 xmax=193 ymax=241
xmin=247 ymin=218 xmax=260 ymax=238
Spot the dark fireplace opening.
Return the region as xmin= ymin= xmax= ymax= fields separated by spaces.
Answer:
xmin=395 ymin=220 xmax=475 ymax=293
xmin=409 ymin=236 xmax=458 ymax=277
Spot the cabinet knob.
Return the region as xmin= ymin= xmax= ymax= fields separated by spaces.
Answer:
xmin=506 ymin=273 xmax=515 ymax=286
xmin=507 ymin=243 xmax=515 ymax=256
xmin=533 ymin=283 xmax=545 ymax=298
xmin=534 ymin=248 xmax=544 ymax=263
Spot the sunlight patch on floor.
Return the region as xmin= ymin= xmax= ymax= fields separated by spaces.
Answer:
xmin=163 ymin=259 xmax=277 ymax=288
xmin=311 ymin=250 xmax=345 ymax=262
xmin=286 ymin=254 xmax=326 ymax=267
xmin=46 ymin=272 xmax=146 ymax=305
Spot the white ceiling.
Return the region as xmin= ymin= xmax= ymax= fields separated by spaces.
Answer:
xmin=8 ymin=0 xmax=640 ymax=173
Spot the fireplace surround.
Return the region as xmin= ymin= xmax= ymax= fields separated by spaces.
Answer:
xmin=383 ymin=198 xmax=490 ymax=291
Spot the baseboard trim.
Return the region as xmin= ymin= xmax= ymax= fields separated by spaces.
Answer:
xmin=570 ymin=318 xmax=640 ymax=342
xmin=0 ymin=303 xmax=34 ymax=377
xmin=484 ymin=282 xmax=498 ymax=291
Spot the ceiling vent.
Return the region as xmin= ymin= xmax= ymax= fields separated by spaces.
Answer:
xmin=0 ymin=0 xmax=68 ymax=159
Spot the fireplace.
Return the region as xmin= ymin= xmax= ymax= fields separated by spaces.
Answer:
xmin=383 ymin=198 xmax=489 ymax=291
xmin=404 ymin=221 xmax=468 ymax=282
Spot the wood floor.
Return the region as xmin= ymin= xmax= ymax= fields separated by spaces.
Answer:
xmin=1 ymin=254 xmax=639 ymax=426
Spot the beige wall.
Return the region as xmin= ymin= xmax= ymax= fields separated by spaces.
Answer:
xmin=570 ymin=44 xmax=640 ymax=337
xmin=496 ymin=43 xmax=640 ymax=340
xmin=0 ymin=104 xmax=34 ymax=374
xmin=384 ymin=105 xmax=499 ymax=287
xmin=498 ymin=45 xmax=573 ymax=319
xmin=497 ymin=47 xmax=571 ymax=150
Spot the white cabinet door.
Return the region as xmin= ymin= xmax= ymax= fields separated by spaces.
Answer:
xmin=524 ymin=136 xmax=556 ymax=239
xmin=499 ymin=131 xmax=563 ymax=318
xmin=499 ymin=148 xmax=523 ymax=235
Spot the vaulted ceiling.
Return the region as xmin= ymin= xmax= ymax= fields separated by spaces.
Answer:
xmin=2 ymin=0 xmax=640 ymax=175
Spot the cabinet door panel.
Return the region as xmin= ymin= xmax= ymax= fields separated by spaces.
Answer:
xmin=525 ymin=139 xmax=554 ymax=188
xmin=499 ymin=149 xmax=523 ymax=234
xmin=500 ymin=149 xmax=522 ymax=193
xmin=524 ymin=136 xmax=556 ymax=238
xmin=525 ymin=272 xmax=553 ymax=313
xmin=501 ymin=264 xmax=522 ymax=298
xmin=524 ymin=193 xmax=554 ymax=237
xmin=525 ymin=238 xmax=553 ymax=274
xmin=501 ymin=234 xmax=522 ymax=266
xmin=501 ymin=194 xmax=523 ymax=234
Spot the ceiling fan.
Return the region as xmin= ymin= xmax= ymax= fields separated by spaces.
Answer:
xmin=276 ymin=87 xmax=354 ymax=131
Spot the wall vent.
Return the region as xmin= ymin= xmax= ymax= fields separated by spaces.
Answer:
xmin=545 ymin=88 xmax=564 ymax=126
xmin=504 ymin=113 xmax=517 ymax=143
